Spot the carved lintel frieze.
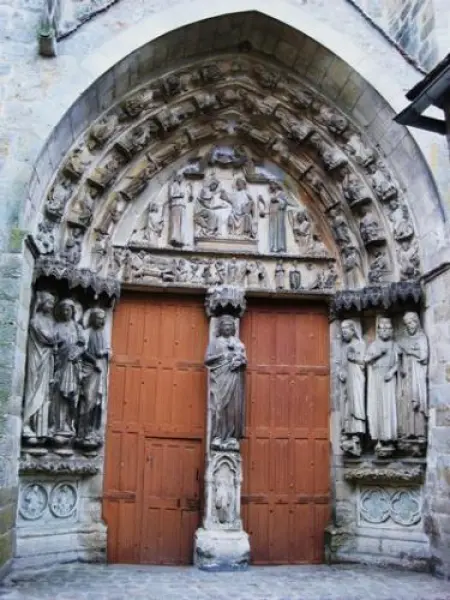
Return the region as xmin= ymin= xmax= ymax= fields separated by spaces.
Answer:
xmin=344 ymin=463 xmax=425 ymax=485
xmin=19 ymin=455 xmax=100 ymax=477
xmin=205 ymin=285 xmax=246 ymax=318
xmin=33 ymin=256 xmax=120 ymax=300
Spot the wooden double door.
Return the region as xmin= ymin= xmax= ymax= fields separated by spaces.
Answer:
xmin=103 ymin=293 xmax=330 ymax=565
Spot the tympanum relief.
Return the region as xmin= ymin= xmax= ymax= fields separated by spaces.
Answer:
xmin=22 ymin=292 xmax=111 ymax=455
xmin=31 ymin=54 xmax=420 ymax=291
xmin=338 ymin=312 xmax=429 ymax=459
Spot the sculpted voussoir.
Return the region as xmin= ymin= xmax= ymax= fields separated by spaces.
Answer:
xmin=32 ymin=54 xmax=418 ymax=289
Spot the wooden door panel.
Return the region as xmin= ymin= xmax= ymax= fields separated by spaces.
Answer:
xmin=241 ymin=300 xmax=330 ymax=565
xmin=103 ymin=294 xmax=207 ymax=565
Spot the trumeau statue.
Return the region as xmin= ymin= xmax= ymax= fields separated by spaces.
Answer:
xmin=78 ymin=309 xmax=110 ymax=447
xmin=205 ymin=315 xmax=247 ymax=450
xmin=22 ymin=292 xmax=57 ymax=443
xmin=398 ymin=312 xmax=429 ymax=441
xmin=339 ymin=320 xmax=366 ymax=457
xmin=365 ymin=317 xmax=400 ymax=456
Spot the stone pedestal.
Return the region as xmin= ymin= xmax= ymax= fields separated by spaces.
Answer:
xmin=194 ymin=528 xmax=250 ymax=571
xmin=194 ymin=448 xmax=250 ymax=570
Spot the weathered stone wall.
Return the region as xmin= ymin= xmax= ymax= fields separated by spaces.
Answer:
xmin=350 ymin=0 xmax=441 ymax=70
xmin=423 ymin=268 xmax=450 ymax=578
xmin=0 ymin=0 xmax=449 ymax=578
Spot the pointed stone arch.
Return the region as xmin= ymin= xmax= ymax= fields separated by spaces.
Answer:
xmin=32 ymin=53 xmax=423 ymax=294
xmin=13 ymin=7 xmax=448 ymax=573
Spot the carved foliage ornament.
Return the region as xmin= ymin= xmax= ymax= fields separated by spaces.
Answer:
xmin=33 ymin=55 xmax=419 ymax=288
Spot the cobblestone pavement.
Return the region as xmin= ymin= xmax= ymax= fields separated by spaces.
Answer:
xmin=0 ymin=564 xmax=449 ymax=600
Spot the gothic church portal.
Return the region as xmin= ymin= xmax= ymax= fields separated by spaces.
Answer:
xmin=2 ymin=1 xmax=450 ymax=579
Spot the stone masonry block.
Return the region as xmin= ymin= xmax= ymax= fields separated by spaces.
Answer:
xmin=0 ymin=504 xmax=15 ymax=537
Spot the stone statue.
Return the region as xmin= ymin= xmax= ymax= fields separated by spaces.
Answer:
xmin=88 ymin=114 xmax=119 ymax=150
xmin=220 ymin=178 xmax=257 ymax=239
xmin=309 ymin=134 xmax=348 ymax=170
xmin=195 ymin=179 xmax=226 ymax=237
xmin=289 ymin=262 xmax=302 ymax=291
xmin=398 ymin=312 xmax=428 ymax=441
xmin=205 ymin=315 xmax=247 ymax=449
xmin=88 ymin=154 xmax=123 ymax=190
xmin=304 ymin=170 xmax=337 ymax=211
xmin=365 ymin=317 xmax=400 ymax=455
xmin=398 ymin=239 xmax=420 ymax=281
xmin=359 ymin=207 xmax=382 ymax=245
xmin=342 ymin=169 xmax=371 ymax=207
xmin=61 ymin=228 xmax=84 ymax=265
xmin=168 ymin=173 xmax=192 ymax=247
xmin=53 ymin=300 xmax=85 ymax=440
xmin=367 ymin=163 xmax=397 ymax=202
xmin=245 ymin=262 xmax=260 ymax=288
xmin=344 ymin=133 xmax=375 ymax=167
xmin=46 ymin=178 xmax=72 ymax=221
xmin=35 ymin=219 xmax=55 ymax=255
xmin=22 ymin=292 xmax=57 ymax=443
xmin=339 ymin=320 xmax=366 ymax=456
xmin=289 ymin=210 xmax=313 ymax=251
xmin=77 ymin=309 xmax=110 ymax=446
xmin=142 ymin=201 xmax=164 ymax=245
xmin=275 ymin=260 xmax=285 ymax=290
xmin=328 ymin=207 xmax=351 ymax=248
xmin=388 ymin=200 xmax=414 ymax=241
xmin=214 ymin=462 xmax=235 ymax=524
xmin=368 ymin=250 xmax=389 ymax=283
xmin=314 ymin=105 xmax=348 ymax=135
xmin=268 ymin=181 xmax=288 ymax=253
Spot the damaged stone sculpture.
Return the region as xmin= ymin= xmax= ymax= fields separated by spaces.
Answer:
xmin=339 ymin=320 xmax=366 ymax=458
xmin=194 ymin=287 xmax=250 ymax=571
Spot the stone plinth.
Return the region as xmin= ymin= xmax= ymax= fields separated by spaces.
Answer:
xmin=194 ymin=528 xmax=250 ymax=571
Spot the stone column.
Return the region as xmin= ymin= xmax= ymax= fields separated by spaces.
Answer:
xmin=194 ymin=286 xmax=250 ymax=571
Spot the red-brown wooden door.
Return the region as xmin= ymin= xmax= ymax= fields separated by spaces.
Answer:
xmin=103 ymin=293 xmax=208 ymax=564
xmin=241 ymin=300 xmax=330 ymax=564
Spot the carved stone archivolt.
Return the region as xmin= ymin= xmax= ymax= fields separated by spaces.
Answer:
xmin=338 ymin=312 xmax=429 ymax=459
xmin=30 ymin=54 xmax=420 ymax=293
